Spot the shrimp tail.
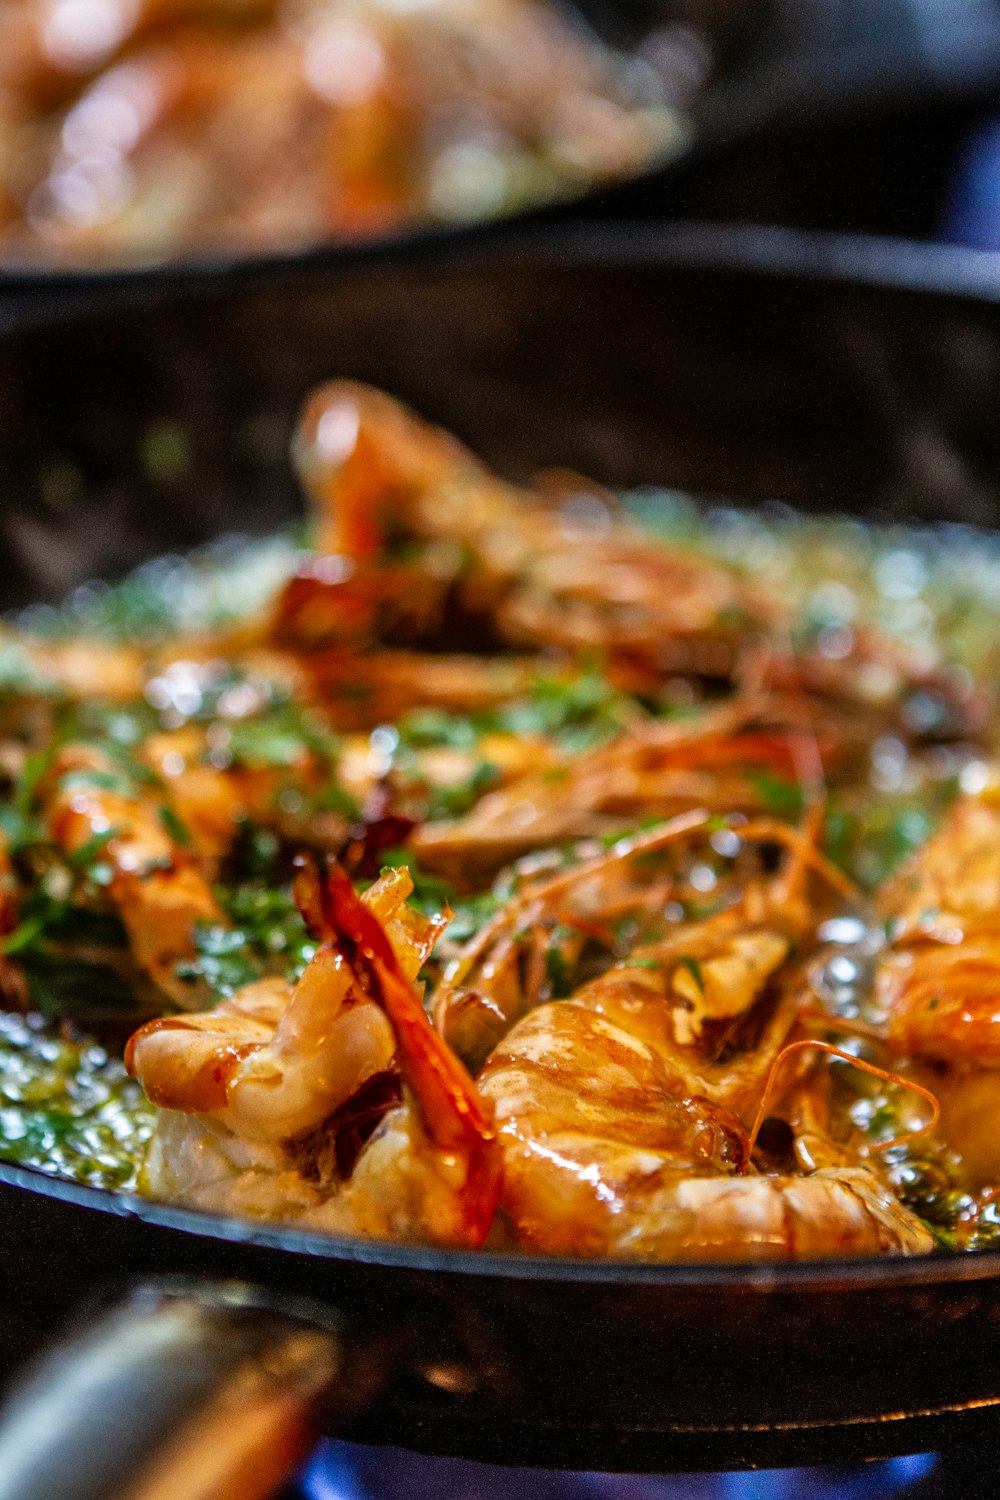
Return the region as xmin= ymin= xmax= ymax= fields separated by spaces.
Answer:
xmin=318 ymin=858 xmax=502 ymax=1246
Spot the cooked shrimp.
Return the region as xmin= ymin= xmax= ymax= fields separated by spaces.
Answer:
xmin=138 ymin=720 xmax=352 ymax=870
xmin=461 ymin=799 xmax=934 ymax=1258
xmin=301 ymin=647 xmax=540 ymax=731
xmin=587 ymin=1169 xmax=934 ymax=1260
xmin=128 ymin=865 xmax=431 ymax=1136
xmin=311 ymin=863 xmax=501 ymax=1248
xmin=287 ymin=384 xmax=981 ymax=739
xmin=45 ymin=743 xmax=223 ymax=1007
xmin=434 ymin=804 xmax=855 ymax=1069
xmin=877 ymin=793 xmax=1000 ymax=1187
xmin=414 ymin=697 xmax=834 ymax=880
xmin=879 ymin=793 xmax=1000 ymax=1066
xmin=282 ymin=381 xmax=761 ymax=673
xmin=0 ymin=631 xmax=145 ymax=704
xmin=129 ymin=860 xmax=501 ymax=1247
xmin=478 ymin=957 xmax=932 ymax=1259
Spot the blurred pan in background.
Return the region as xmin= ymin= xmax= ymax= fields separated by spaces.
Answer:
xmin=2 ymin=0 xmax=1000 ymax=280
xmin=0 ymin=0 xmax=749 ymax=272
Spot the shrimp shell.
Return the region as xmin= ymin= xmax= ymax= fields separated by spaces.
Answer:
xmin=480 ymin=993 xmax=933 ymax=1259
xmin=880 ymin=796 xmax=1000 ymax=1067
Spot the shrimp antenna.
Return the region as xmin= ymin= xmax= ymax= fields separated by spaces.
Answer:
xmin=745 ymin=1038 xmax=940 ymax=1168
xmin=797 ymin=1005 xmax=887 ymax=1043
xmin=435 ymin=807 xmax=712 ymax=1016
xmin=736 ymin=818 xmax=859 ymax=901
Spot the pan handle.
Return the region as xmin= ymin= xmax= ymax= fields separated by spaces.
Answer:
xmin=0 ymin=1279 xmax=401 ymax=1500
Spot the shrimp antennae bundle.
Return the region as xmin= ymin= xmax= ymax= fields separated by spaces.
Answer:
xmin=746 ymin=1039 xmax=941 ymax=1165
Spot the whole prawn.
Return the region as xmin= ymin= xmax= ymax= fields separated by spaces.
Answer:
xmin=471 ymin=811 xmax=933 ymax=1258
xmin=413 ymin=696 xmax=837 ymax=881
xmin=433 ymin=807 xmax=852 ymax=1069
xmin=279 ymin=381 xmax=982 ymax=747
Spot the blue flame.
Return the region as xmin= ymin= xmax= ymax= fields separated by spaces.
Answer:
xmin=722 ymin=1452 xmax=938 ymax=1499
xmin=296 ymin=1441 xmax=939 ymax=1500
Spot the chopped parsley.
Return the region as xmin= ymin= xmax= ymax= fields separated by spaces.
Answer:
xmin=177 ymin=882 xmax=317 ymax=1002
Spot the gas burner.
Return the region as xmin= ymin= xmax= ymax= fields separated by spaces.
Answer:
xmin=288 ymin=1442 xmax=943 ymax=1500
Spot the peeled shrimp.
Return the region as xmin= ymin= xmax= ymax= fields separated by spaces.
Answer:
xmin=128 ymin=861 xmax=501 ymax=1248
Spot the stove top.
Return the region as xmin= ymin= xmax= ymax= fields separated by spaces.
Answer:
xmin=281 ymin=1443 xmax=961 ymax=1500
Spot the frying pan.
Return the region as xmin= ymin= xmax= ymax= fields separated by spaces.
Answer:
xmin=3 ymin=225 xmax=1000 ymax=1493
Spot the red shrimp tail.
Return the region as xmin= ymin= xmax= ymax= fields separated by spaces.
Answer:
xmin=321 ymin=858 xmax=502 ymax=1245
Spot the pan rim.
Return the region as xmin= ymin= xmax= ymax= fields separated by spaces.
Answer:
xmin=4 ymin=1156 xmax=999 ymax=1291
xmin=4 ymin=221 xmax=1000 ymax=310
